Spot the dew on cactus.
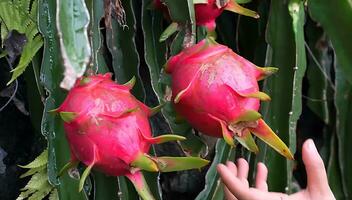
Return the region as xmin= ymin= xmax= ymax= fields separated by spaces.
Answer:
xmin=52 ymin=73 xmax=209 ymax=200
xmin=165 ymin=38 xmax=294 ymax=160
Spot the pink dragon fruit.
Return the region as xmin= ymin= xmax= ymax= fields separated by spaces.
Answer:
xmin=154 ymin=0 xmax=259 ymax=31
xmin=165 ymin=39 xmax=294 ymax=159
xmin=54 ymin=73 xmax=209 ymax=199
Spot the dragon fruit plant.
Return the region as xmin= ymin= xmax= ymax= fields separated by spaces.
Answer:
xmin=52 ymin=73 xmax=209 ymax=200
xmin=165 ymin=38 xmax=294 ymax=159
xmin=191 ymin=0 xmax=259 ymax=31
xmin=155 ymin=0 xmax=259 ymax=40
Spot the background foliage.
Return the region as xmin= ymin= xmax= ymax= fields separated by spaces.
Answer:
xmin=0 ymin=0 xmax=351 ymax=199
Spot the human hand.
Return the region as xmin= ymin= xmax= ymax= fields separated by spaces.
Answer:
xmin=217 ymin=139 xmax=335 ymax=200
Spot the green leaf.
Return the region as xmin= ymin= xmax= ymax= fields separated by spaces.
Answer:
xmin=0 ymin=51 xmax=7 ymax=58
xmin=105 ymin=0 xmax=145 ymax=100
xmin=85 ymin=0 xmax=108 ymax=73
xmin=8 ymin=35 xmax=43 ymax=84
xmin=236 ymin=0 xmax=252 ymax=3
xmin=48 ymin=189 xmax=59 ymax=200
xmin=305 ymin=18 xmax=332 ymax=124
xmin=93 ymin=172 xmax=119 ymax=200
xmin=155 ymin=156 xmax=210 ymax=172
xmin=287 ymin=0 xmax=306 ymax=192
xmin=38 ymin=0 xmax=87 ymax=199
xmin=335 ymin=63 xmax=352 ymax=198
xmin=0 ymin=0 xmax=43 ymax=84
xmin=195 ymin=139 xmax=235 ymax=200
xmin=163 ymin=0 xmax=195 ymax=23
xmin=257 ymin=0 xmax=296 ymax=192
xmin=141 ymin=0 xmax=167 ymax=97
xmin=23 ymin=171 xmax=48 ymax=191
xmin=56 ymin=0 xmax=91 ymax=90
xmin=27 ymin=182 xmax=52 ymax=200
xmin=19 ymin=149 xmax=48 ymax=169
xmin=142 ymin=0 xmax=206 ymax=157
xmin=308 ymin=0 xmax=352 ymax=84
xmin=159 ymin=22 xmax=179 ymax=42
xmin=164 ymin=0 xmax=196 ymax=48
xmin=117 ymin=176 xmax=140 ymax=200
xmin=20 ymin=165 xmax=46 ymax=178
xmin=17 ymin=149 xmax=56 ymax=200
xmin=24 ymin=52 xmax=45 ymax=134
xmin=142 ymin=171 xmax=162 ymax=200
xmin=327 ymin=133 xmax=345 ymax=199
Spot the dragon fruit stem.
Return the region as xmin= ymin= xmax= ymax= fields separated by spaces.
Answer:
xmin=126 ymin=171 xmax=155 ymax=200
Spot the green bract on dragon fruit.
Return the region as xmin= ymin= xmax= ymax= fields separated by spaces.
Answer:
xmin=166 ymin=39 xmax=294 ymax=160
xmin=54 ymin=73 xmax=209 ymax=200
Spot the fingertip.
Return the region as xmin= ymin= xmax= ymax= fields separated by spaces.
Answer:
xmin=236 ymin=158 xmax=249 ymax=169
xmin=256 ymin=162 xmax=268 ymax=184
xmin=227 ymin=161 xmax=238 ymax=176
xmin=302 ymin=139 xmax=329 ymax=192
xmin=237 ymin=158 xmax=247 ymax=164
xmin=257 ymin=162 xmax=268 ymax=175
xmin=237 ymin=158 xmax=249 ymax=180
xmin=303 ymin=139 xmax=317 ymax=153
xmin=217 ymin=163 xmax=225 ymax=170
xmin=302 ymin=139 xmax=323 ymax=165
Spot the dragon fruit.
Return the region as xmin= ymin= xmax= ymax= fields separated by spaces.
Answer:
xmin=154 ymin=0 xmax=259 ymax=31
xmin=53 ymin=73 xmax=209 ymax=199
xmin=165 ymin=39 xmax=294 ymax=159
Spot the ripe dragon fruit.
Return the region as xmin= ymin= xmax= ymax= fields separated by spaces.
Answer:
xmin=53 ymin=73 xmax=209 ymax=199
xmin=165 ymin=39 xmax=294 ymax=159
xmin=154 ymin=0 xmax=259 ymax=31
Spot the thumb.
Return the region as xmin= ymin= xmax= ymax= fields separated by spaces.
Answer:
xmin=302 ymin=139 xmax=330 ymax=192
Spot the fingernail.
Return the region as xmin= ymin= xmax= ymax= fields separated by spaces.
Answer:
xmin=306 ymin=139 xmax=318 ymax=153
xmin=217 ymin=163 xmax=225 ymax=168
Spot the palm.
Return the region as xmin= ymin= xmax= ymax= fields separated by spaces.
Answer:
xmin=217 ymin=139 xmax=335 ymax=200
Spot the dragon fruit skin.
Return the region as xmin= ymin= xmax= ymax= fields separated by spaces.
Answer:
xmin=55 ymin=73 xmax=209 ymax=199
xmin=194 ymin=0 xmax=226 ymax=31
xmin=57 ymin=73 xmax=151 ymax=176
xmin=166 ymin=39 xmax=294 ymax=159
